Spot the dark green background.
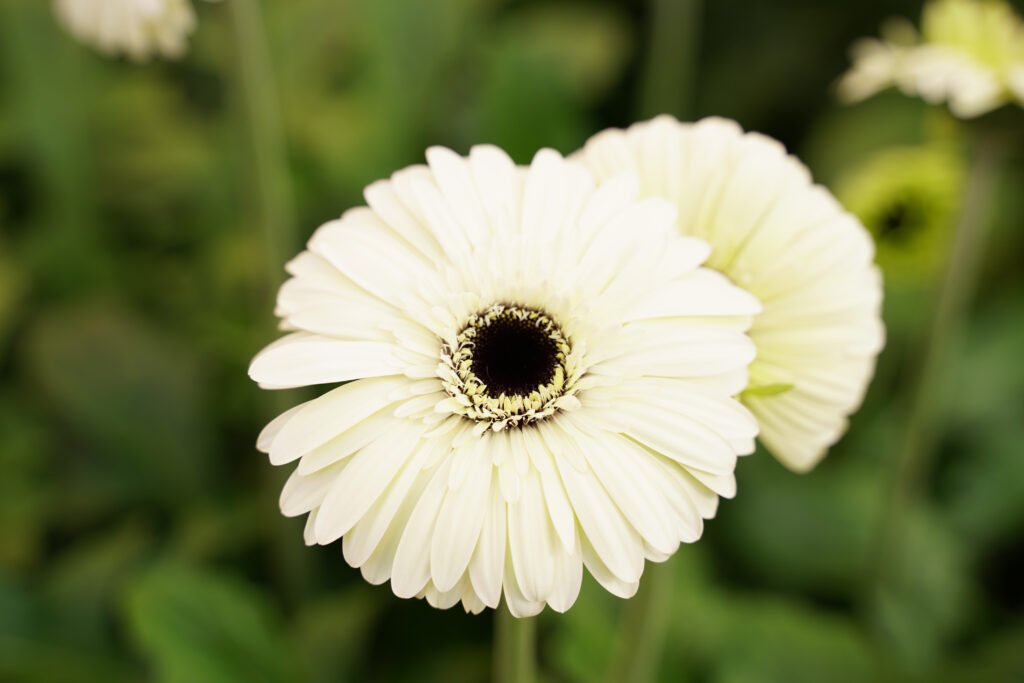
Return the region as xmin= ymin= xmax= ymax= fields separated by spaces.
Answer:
xmin=1 ymin=0 xmax=1023 ymax=681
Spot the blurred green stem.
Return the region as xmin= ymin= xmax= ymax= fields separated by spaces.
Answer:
xmin=872 ymin=129 xmax=1000 ymax=610
xmin=605 ymin=560 xmax=674 ymax=683
xmin=225 ymin=0 xmax=295 ymax=296
xmin=494 ymin=608 xmax=535 ymax=683
xmin=638 ymin=0 xmax=702 ymax=119
xmin=0 ymin=3 xmax=103 ymax=288
xmin=606 ymin=0 xmax=701 ymax=676
xmin=225 ymin=0 xmax=305 ymax=601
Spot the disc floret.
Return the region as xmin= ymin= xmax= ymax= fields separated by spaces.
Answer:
xmin=438 ymin=303 xmax=584 ymax=431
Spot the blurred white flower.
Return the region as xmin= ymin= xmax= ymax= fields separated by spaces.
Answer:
xmin=54 ymin=0 xmax=198 ymax=61
xmin=250 ymin=146 xmax=763 ymax=616
xmin=579 ymin=116 xmax=885 ymax=473
xmin=838 ymin=0 xmax=1024 ymax=117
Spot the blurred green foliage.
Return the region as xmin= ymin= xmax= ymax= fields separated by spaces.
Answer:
xmin=1 ymin=0 xmax=1024 ymax=681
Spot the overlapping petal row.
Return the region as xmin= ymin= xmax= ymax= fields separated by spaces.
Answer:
xmin=579 ymin=116 xmax=885 ymax=472
xmin=54 ymin=0 xmax=197 ymax=61
xmin=250 ymin=146 xmax=763 ymax=616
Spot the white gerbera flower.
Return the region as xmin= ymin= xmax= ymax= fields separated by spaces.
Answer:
xmin=54 ymin=0 xmax=197 ymax=61
xmin=249 ymin=146 xmax=763 ymax=616
xmin=837 ymin=0 xmax=1024 ymax=118
xmin=578 ymin=116 xmax=885 ymax=473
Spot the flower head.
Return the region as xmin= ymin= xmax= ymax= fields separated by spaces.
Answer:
xmin=250 ymin=146 xmax=763 ymax=616
xmin=835 ymin=145 xmax=964 ymax=282
xmin=578 ymin=116 xmax=885 ymax=473
xmin=837 ymin=0 xmax=1024 ymax=117
xmin=54 ymin=0 xmax=198 ymax=61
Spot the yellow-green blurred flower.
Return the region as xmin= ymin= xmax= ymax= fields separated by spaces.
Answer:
xmin=835 ymin=146 xmax=964 ymax=281
xmin=838 ymin=0 xmax=1024 ymax=118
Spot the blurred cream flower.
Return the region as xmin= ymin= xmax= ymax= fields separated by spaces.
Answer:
xmin=835 ymin=145 xmax=964 ymax=282
xmin=579 ymin=116 xmax=885 ymax=473
xmin=54 ymin=0 xmax=198 ymax=61
xmin=837 ymin=0 xmax=1024 ymax=118
xmin=250 ymin=146 xmax=762 ymax=616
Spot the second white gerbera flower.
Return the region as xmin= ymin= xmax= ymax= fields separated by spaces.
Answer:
xmin=250 ymin=146 xmax=762 ymax=616
xmin=579 ymin=116 xmax=885 ymax=472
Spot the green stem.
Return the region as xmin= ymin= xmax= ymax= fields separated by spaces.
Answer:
xmin=605 ymin=560 xmax=674 ymax=683
xmin=224 ymin=0 xmax=304 ymax=602
xmin=870 ymin=129 xmax=1000 ymax=609
xmin=225 ymin=0 xmax=295 ymax=298
xmin=637 ymin=0 xmax=702 ymax=120
xmin=494 ymin=607 xmax=536 ymax=683
xmin=604 ymin=0 xmax=701 ymax=676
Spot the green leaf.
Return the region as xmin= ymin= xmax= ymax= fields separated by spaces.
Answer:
xmin=717 ymin=451 xmax=877 ymax=596
xmin=870 ymin=505 xmax=977 ymax=671
xmin=0 ymin=577 xmax=135 ymax=683
xmin=712 ymin=598 xmax=881 ymax=683
xmin=122 ymin=563 xmax=294 ymax=683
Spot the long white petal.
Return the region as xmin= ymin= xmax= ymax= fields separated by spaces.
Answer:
xmin=267 ymin=376 xmax=407 ymax=466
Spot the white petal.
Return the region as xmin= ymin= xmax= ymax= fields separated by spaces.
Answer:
xmin=249 ymin=332 xmax=399 ymax=389
xmin=580 ymin=534 xmax=639 ymax=599
xmin=594 ymin=324 xmax=756 ymax=379
xmin=309 ymin=210 xmax=431 ymax=306
xmin=625 ymin=269 xmax=762 ymax=321
xmin=431 ymin=438 xmax=494 ymax=592
xmin=547 ymin=537 xmax=584 ymax=613
xmin=297 ymin=408 xmax=398 ymax=474
xmin=578 ymin=431 xmax=679 ymax=554
xmin=469 ymin=472 xmax=506 ymax=608
xmin=502 ymin=547 xmax=545 ymax=618
xmin=358 ymin=462 xmax=436 ymax=585
xmin=314 ymin=421 xmax=426 ymax=544
xmin=343 ymin=439 xmax=436 ymax=568
xmin=391 ymin=459 xmax=453 ymax=599
xmin=257 ymin=402 xmax=307 ymax=454
xmin=426 ymin=146 xmax=492 ymax=250
xmin=519 ymin=428 xmax=575 ymax=553
xmin=598 ymin=402 xmax=738 ymax=475
xmin=279 ymin=462 xmax=343 ymax=519
xmin=553 ymin=428 xmax=644 ymax=584
xmin=468 ymin=145 xmax=522 ymax=238
xmin=267 ymin=376 xmax=408 ymax=466
xmin=508 ymin=468 xmax=558 ymax=603
xmin=363 ymin=180 xmax=444 ymax=263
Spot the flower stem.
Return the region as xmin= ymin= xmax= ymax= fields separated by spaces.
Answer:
xmin=605 ymin=560 xmax=674 ymax=683
xmin=494 ymin=607 xmax=536 ymax=683
xmin=605 ymin=0 xmax=701 ymax=674
xmin=871 ymin=128 xmax=1000 ymax=611
xmin=225 ymin=0 xmax=295 ymax=297
xmin=637 ymin=0 xmax=702 ymax=120
xmin=224 ymin=0 xmax=303 ymax=602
